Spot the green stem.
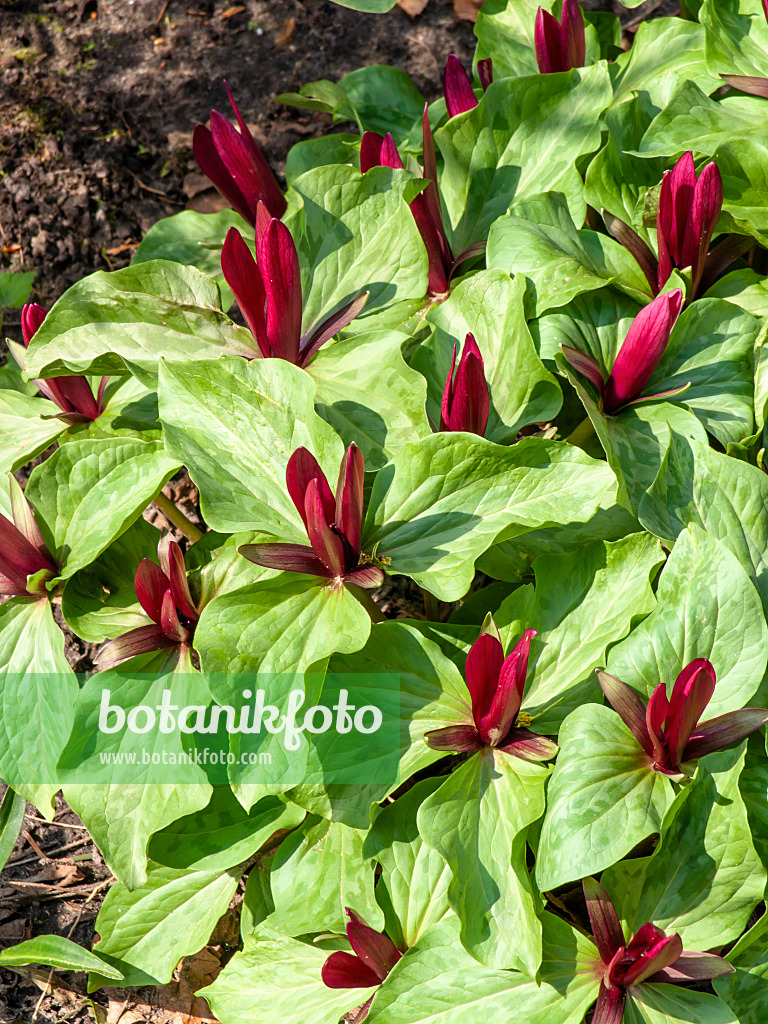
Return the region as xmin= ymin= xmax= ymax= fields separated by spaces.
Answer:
xmin=422 ymin=588 xmax=441 ymax=622
xmin=566 ymin=416 xmax=596 ymax=448
xmin=154 ymin=491 xmax=204 ymax=544
xmin=348 ymin=584 xmax=387 ymax=624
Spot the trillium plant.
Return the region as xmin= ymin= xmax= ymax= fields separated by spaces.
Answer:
xmin=2 ymin=1 xmax=768 ymax=1023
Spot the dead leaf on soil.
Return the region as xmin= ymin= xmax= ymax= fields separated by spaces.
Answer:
xmin=185 ymin=192 xmax=229 ymax=215
xmin=396 ymin=0 xmax=429 ymax=16
xmin=221 ymin=5 xmax=246 ymax=17
xmin=274 ymin=17 xmax=295 ymax=46
xmin=167 ymin=130 xmax=193 ymax=150
xmin=182 ymin=173 xmax=212 ymax=199
xmin=453 ymin=0 xmax=483 ymax=21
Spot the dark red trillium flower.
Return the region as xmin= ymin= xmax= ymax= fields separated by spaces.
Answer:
xmin=584 ymin=878 xmax=733 ymax=1024
xmin=96 ymin=537 xmax=200 ymax=668
xmin=321 ymin=909 xmax=403 ymax=1023
xmin=534 ymin=0 xmax=586 ymax=75
xmin=193 ymin=82 xmax=286 ymax=224
xmin=597 ymin=660 xmax=768 ymax=777
xmin=239 ymin=444 xmax=384 ymax=589
xmin=425 ymin=625 xmax=558 ymax=760
xmin=440 ymin=333 xmax=490 ymax=436
xmin=14 ymin=304 xmax=108 ymax=423
xmin=442 ymin=54 xmax=493 ymax=118
xmin=720 ymin=0 xmax=768 ymax=98
xmin=0 ymin=480 xmax=57 ymax=599
xmin=360 ymin=110 xmax=485 ymax=296
xmin=562 ymin=289 xmax=684 ymax=416
xmin=221 ymin=209 xmax=368 ymax=366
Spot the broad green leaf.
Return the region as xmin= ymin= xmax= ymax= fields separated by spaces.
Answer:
xmin=624 ymin=983 xmax=738 ymax=1024
xmin=25 ymin=436 xmax=179 ymax=583
xmin=23 ymin=261 xmax=256 ymax=387
xmin=418 ymin=270 xmax=561 ymax=443
xmin=148 ymin=789 xmax=305 ymax=872
xmin=740 ymin=738 xmax=768 ymax=869
xmin=714 ymin=138 xmax=768 ymax=247
xmin=607 ymin=526 xmax=767 ymax=716
xmin=0 ymin=269 xmax=34 ymax=307
xmin=705 ymin=270 xmax=768 ymax=319
xmin=81 ymin=375 xmax=161 ymax=441
xmin=701 ymin=0 xmax=768 ymax=79
xmin=364 ymin=434 xmax=616 ymax=601
xmin=310 ymin=329 xmax=430 ymax=471
xmin=285 ymin=134 xmax=359 ymax=185
xmin=0 ymin=598 xmax=78 ymax=816
xmin=364 ymin=779 xmax=451 ymax=949
xmin=199 ymin=925 xmax=376 ymax=1024
xmin=435 ymin=64 xmax=612 ymax=252
xmin=417 ymin=750 xmax=549 ymax=972
xmin=365 ymin=913 xmax=600 ymax=1024
xmin=92 ymin=860 xmax=240 ymax=987
xmin=713 ymin=911 xmax=768 ymax=1024
xmin=638 ymin=434 xmax=768 ymax=608
xmin=60 ymin=651 xmax=212 ymax=889
xmin=240 ymin=860 xmax=274 ymax=941
xmin=494 ymin=533 xmax=663 ymax=732
xmin=132 ymin=209 xmax=247 ymax=309
xmin=0 ymin=786 xmax=25 ymax=873
xmin=0 ymin=391 xmax=66 ymax=474
xmin=285 ymin=165 xmax=428 ymax=332
xmin=158 ymin=357 xmax=343 ymax=536
xmin=604 ymin=744 xmax=765 ymax=950
xmin=536 ymin=703 xmax=673 ymax=891
xmin=474 ymin=0 xmax=555 ymax=78
xmin=270 ymin=815 xmax=382 ymax=934
xmin=488 ymin=192 xmax=652 ymax=316
xmin=337 ymin=65 xmax=426 ymax=143
xmin=0 ymin=935 xmax=124 ymax=980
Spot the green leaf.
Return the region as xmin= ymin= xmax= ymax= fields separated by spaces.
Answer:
xmin=82 ymin=375 xmax=161 ymax=442
xmin=417 ymin=270 xmax=561 ymax=443
xmin=336 ymin=65 xmax=426 ymax=142
xmin=23 ymin=261 xmax=256 ymax=387
xmin=701 ymin=0 xmax=768 ymax=79
xmin=607 ymin=526 xmax=768 ymax=716
xmin=624 ymin=983 xmax=738 ymax=1024
xmin=604 ymin=744 xmax=765 ymax=950
xmin=474 ymin=0 xmax=552 ymax=78
xmin=417 ymin=750 xmax=548 ymax=972
xmin=270 ymin=815 xmax=382 ymax=935
xmin=494 ymin=533 xmax=663 ymax=732
xmin=0 ymin=935 xmax=124 ymax=980
xmin=705 ymin=269 xmax=768 ymax=319
xmin=0 ymin=269 xmax=35 ymax=307
xmin=199 ymin=925 xmax=376 ymax=1024
xmin=240 ymin=861 xmax=274 ymax=941
xmin=536 ymin=703 xmax=673 ymax=891
xmin=740 ymin=737 xmax=768 ymax=869
xmin=435 ymin=64 xmax=612 ymax=253
xmin=488 ymin=192 xmax=652 ymax=316
xmin=364 ymin=779 xmax=451 ymax=949
xmin=148 ymin=789 xmax=305 ymax=873
xmin=25 ymin=436 xmax=179 ymax=583
xmin=285 ymin=134 xmax=360 ymax=185
xmin=0 ymin=598 xmax=78 ymax=816
xmin=713 ymin=912 xmax=768 ymax=1024
xmin=364 ymin=434 xmax=616 ymax=601
xmin=0 ymin=787 xmax=25 ymax=873
xmin=714 ymin=138 xmax=768 ymax=247
xmin=310 ymin=329 xmax=431 ymax=471
xmin=365 ymin=913 xmax=600 ymax=1024
xmin=92 ymin=861 xmax=240 ymax=987
xmin=158 ymin=357 xmax=343 ymax=536
xmin=0 ymin=391 xmax=66 ymax=474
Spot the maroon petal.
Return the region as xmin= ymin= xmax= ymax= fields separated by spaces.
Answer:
xmin=597 ymin=670 xmax=654 ymax=757
xmin=348 ymin=995 xmax=375 ymax=1024
xmin=344 ymin=565 xmax=385 ymax=589
xmin=443 ymin=54 xmax=478 ymax=118
xmin=451 ymin=240 xmax=486 ymax=276
xmin=95 ymin=624 xmax=175 ymax=669
xmin=561 ymin=0 xmax=586 ymax=70
xmin=561 ymin=345 xmax=605 ymax=392
xmin=498 ymin=728 xmax=558 ymax=762
xmin=412 ymin=195 xmax=452 ymax=294
xmin=321 ymin=951 xmax=380 ymax=990
xmin=360 ymin=131 xmax=385 ymax=174
xmin=96 ymin=376 xmax=110 ymax=414
xmin=684 ymin=708 xmax=768 ymax=761
xmin=379 ymin=133 xmax=405 ymax=171
xmin=21 ymin=303 xmax=46 ymax=346
xmin=440 ymin=344 xmax=458 ymax=430
xmin=345 ymin=910 xmax=402 ymax=981
xmin=335 ymin=444 xmax=365 ymax=562
xmin=238 ymin=542 xmax=333 ymax=577
xmin=440 ymin=333 xmax=490 ymax=436
xmin=646 ymin=684 xmax=669 ymax=765
xmin=592 ymin=984 xmax=626 ymax=1024
xmin=135 ymin=559 xmax=171 ymax=624
xmin=305 ymin=478 xmax=346 ymax=577
xmin=55 ymin=376 xmax=100 ymax=420
xmin=465 ymin=632 xmax=505 ymax=728
xmin=160 ymin=589 xmax=189 ymax=643
xmin=670 ymin=151 xmax=698 ymax=269
xmin=9 ymin=480 xmax=49 ymax=559
xmin=286 ymin=448 xmax=336 ymax=530
xmin=603 ymin=214 xmax=659 ymax=296
xmin=159 ymin=537 xmax=198 ymax=622
xmin=210 ymin=110 xmax=272 ymax=226
xmin=625 ymin=922 xmax=667 ymax=959
xmin=721 ymin=74 xmax=768 ymax=98
xmin=258 ymin=218 xmax=302 ymax=365
xmin=622 ymin=932 xmax=683 ymax=987
xmin=477 ymin=58 xmax=493 ymax=92
xmin=221 ymin=227 xmax=269 ymax=356
xmin=656 ymin=171 xmax=675 ymax=290
xmin=0 ymin=511 xmax=57 ymax=580
xmin=535 ymin=8 xmax=566 ymax=74
xmin=691 ymin=161 xmax=723 ymax=284
xmin=479 ymin=628 xmax=537 ymax=745
xmin=193 ymin=123 xmax=254 ymax=226
xmin=298 ymin=292 xmax=368 ymax=367
xmin=424 ymin=724 xmax=483 ymax=753
xmin=583 ymin=877 xmax=625 ymax=964
xmin=648 ymin=951 xmax=734 ymax=984
xmin=224 ymin=82 xmax=286 ymax=218
xmin=420 ymin=105 xmax=449 ymax=264
xmin=602 ymin=289 xmax=683 ymax=414
xmin=666 ymin=658 xmax=716 ymax=768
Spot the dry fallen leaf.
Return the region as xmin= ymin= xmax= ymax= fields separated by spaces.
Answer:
xmin=274 ymin=16 xmax=295 ymax=46
xmin=221 ymin=5 xmax=246 ymax=17
xmin=167 ymin=130 xmax=193 ymax=150
xmin=185 ymin=192 xmax=229 ymax=215
xmin=105 ymin=240 xmax=139 ymax=256
xmin=453 ymin=0 xmax=483 ymax=21
xmin=182 ymin=172 xmax=212 ymax=199
xmin=396 ymin=0 xmax=429 ymax=16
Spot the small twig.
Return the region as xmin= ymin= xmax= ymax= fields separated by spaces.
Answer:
xmin=8 ymin=835 xmax=91 ymax=868
xmin=153 ymin=491 xmax=205 ymax=543
xmin=25 ymin=816 xmax=90 ymax=832
xmin=156 ymin=0 xmax=168 ymax=21
xmin=21 ymin=830 xmax=48 ymax=862
xmin=125 ymin=168 xmax=184 ymax=205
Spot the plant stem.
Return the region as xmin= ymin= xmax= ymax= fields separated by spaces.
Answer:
xmin=422 ymin=588 xmax=441 ymax=622
xmin=566 ymin=417 xmax=596 ymax=448
xmin=349 ymin=585 xmax=387 ymax=623
xmin=154 ymin=491 xmax=205 ymax=543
